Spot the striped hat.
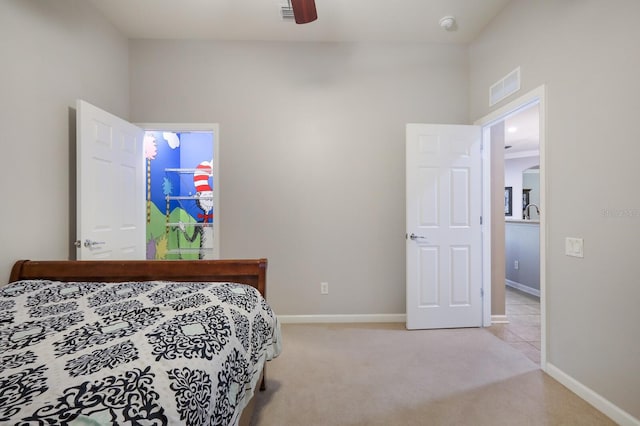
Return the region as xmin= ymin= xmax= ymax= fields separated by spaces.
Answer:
xmin=193 ymin=161 xmax=212 ymax=192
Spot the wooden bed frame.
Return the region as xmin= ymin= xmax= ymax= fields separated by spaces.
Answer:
xmin=7 ymin=258 xmax=269 ymax=426
xmin=9 ymin=259 xmax=267 ymax=298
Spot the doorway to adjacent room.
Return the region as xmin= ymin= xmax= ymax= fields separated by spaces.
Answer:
xmin=477 ymin=85 xmax=546 ymax=368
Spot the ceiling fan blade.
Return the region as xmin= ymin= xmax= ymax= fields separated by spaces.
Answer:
xmin=291 ymin=0 xmax=317 ymax=24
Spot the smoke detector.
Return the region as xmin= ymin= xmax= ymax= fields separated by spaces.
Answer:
xmin=439 ymin=15 xmax=457 ymax=31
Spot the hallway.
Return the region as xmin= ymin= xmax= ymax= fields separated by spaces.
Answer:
xmin=488 ymin=286 xmax=541 ymax=364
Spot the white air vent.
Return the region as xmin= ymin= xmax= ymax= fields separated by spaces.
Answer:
xmin=489 ymin=67 xmax=521 ymax=106
xmin=281 ymin=5 xmax=295 ymax=20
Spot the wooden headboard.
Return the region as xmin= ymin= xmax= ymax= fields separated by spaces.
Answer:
xmin=9 ymin=259 xmax=268 ymax=297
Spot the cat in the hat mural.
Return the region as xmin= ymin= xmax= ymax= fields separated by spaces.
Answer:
xmin=177 ymin=160 xmax=214 ymax=259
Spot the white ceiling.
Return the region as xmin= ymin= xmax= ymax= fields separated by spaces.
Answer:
xmin=88 ymin=0 xmax=536 ymax=152
xmin=504 ymin=104 xmax=540 ymax=156
xmin=87 ymin=0 xmax=511 ymax=43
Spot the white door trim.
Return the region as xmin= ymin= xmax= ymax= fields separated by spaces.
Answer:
xmin=474 ymin=85 xmax=547 ymax=369
xmin=136 ymin=123 xmax=221 ymax=259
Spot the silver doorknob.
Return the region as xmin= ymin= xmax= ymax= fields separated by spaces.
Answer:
xmin=83 ymin=239 xmax=106 ymax=248
xmin=409 ymin=233 xmax=427 ymax=241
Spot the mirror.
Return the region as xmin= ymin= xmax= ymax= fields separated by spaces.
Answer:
xmin=522 ymin=166 xmax=540 ymax=220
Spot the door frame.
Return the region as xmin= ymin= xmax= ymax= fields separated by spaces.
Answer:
xmin=475 ymin=85 xmax=547 ymax=369
xmin=136 ymin=122 xmax=221 ymax=259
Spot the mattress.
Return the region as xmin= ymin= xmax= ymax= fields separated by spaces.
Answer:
xmin=0 ymin=279 xmax=281 ymax=425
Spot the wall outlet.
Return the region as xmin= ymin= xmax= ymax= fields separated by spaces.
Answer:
xmin=320 ymin=282 xmax=329 ymax=295
xmin=514 ymin=260 xmax=519 ymax=270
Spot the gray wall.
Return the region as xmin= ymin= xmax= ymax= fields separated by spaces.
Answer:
xmin=0 ymin=0 xmax=129 ymax=282
xmin=129 ymin=40 xmax=469 ymax=316
xmin=470 ymin=0 xmax=640 ymax=419
xmin=505 ymin=222 xmax=540 ymax=292
xmin=6 ymin=0 xmax=636 ymax=419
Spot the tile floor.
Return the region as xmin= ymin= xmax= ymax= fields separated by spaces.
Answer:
xmin=488 ymin=286 xmax=541 ymax=364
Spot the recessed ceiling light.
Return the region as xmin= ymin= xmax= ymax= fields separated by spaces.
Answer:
xmin=507 ymin=126 xmax=518 ymax=133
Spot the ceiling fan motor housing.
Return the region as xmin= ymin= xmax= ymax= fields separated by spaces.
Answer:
xmin=291 ymin=0 xmax=317 ymax=24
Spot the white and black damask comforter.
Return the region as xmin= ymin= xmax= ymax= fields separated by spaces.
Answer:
xmin=0 ymin=279 xmax=282 ymax=425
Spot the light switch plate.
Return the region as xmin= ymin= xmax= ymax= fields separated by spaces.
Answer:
xmin=565 ymin=237 xmax=584 ymax=258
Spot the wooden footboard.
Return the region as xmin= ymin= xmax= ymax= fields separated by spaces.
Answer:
xmin=9 ymin=259 xmax=267 ymax=298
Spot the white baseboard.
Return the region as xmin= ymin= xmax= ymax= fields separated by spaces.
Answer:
xmin=491 ymin=315 xmax=509 ymax=324
xmin=545 ymin=363 xmax=639 ymax=426
xmin=506 ymin=279 xmax=540 ymax=297
xmin=280 ymin=313 xmax=509 ymax=326
xmin=278 ymin=314 xmax=406 ymax=324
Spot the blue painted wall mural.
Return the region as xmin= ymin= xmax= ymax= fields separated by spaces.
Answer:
xmin=144 ymin=131 xmax=215 ymax=259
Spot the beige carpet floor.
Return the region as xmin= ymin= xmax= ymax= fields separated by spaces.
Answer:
xmin=251 ymin=323 xmax=614 ymax=426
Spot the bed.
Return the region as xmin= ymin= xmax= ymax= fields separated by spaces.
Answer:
xmin=1 ymin=259 xmax=281 ymax=426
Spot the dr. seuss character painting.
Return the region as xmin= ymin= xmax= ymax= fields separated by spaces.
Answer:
xmin=144 ymin=131 xmax=216 ymax=260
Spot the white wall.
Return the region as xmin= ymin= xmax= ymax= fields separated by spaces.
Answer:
xmin=129 ymin=40 xmax=469 ymax=316
xmin=470 ymin=0 xmax=640 ymax=420
xmin=0 ymin=0 xmax=130 ymax=281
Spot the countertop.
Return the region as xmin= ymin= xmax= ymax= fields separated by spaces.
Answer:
xmin=506 ymin=218 xmax=540 ymax=224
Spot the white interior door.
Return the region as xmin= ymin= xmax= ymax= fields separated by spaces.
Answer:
xmin=76 ymin=100 xmax=145 ymax=260
xmin=406 ymin=123 xmax=482 ymax=329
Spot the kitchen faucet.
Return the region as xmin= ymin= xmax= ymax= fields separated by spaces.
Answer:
xmin=524 ymin=203 xmax=540 ymax=220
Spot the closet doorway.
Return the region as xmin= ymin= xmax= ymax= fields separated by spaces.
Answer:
xmin=139 ymin=123 xmax=220 ymax=260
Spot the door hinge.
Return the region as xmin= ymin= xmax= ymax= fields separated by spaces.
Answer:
xmin=480 ymin=216 xmax=483 ymax=225
xmin=480 ymin=288 xmax=484 ymax=297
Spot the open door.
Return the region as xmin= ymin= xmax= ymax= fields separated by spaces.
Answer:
xmin=406 ymin=124 xmax=482 ymax=329
xmin=76 ymin=100 xmax=145 ymax=260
